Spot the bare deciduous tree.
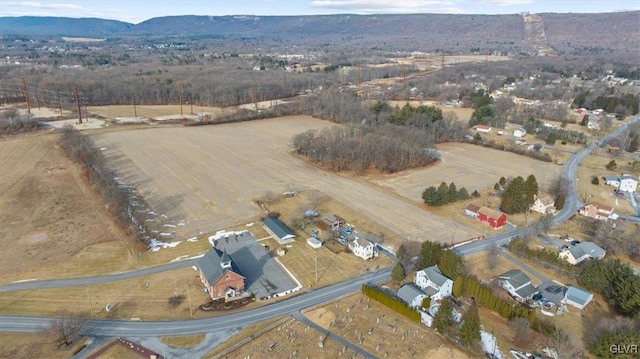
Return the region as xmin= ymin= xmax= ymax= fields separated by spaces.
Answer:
xmin=46 ymin=311 xmax=92 ymax=349
xmin=486 ymin=244 xmax=499 ymax=270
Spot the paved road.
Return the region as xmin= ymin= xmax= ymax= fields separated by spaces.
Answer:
xmin=499 ymin=251 xmax=548 ymax=283
xmin=453 ymin=114 xmax=640 ymax=257
xmin=0 ymin=267 xmax=391 ymax=336
xmin=0 ymin=259 xmax=200 ymax=293
xmin=0 ymin=115 xmax=637 ymax=338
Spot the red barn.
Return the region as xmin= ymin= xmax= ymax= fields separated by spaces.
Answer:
xmin=476 ymin=206 xmax=508 ymax=229
xmin=465 ymin=204 xmax=507 ymax=229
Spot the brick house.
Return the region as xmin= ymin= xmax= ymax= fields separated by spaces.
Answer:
xmin=322 ymin=213 xmax=345 ymax=231
xmin=198 ymin=248 xmax=245 ymax=301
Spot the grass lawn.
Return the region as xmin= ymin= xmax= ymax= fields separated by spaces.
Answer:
xmin=159 ymin=333 xmax=206 ymax=348
xmin=0 ymin=332 xmax=85 ymax=359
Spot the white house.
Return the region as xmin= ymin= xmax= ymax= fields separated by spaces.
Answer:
xmin=414 ymin=265 xmax=453 ymax=301
xmin=529 ymin=196 xmax=555 ymax=214
xmin=513 ymin=128 xmax=527 ymax=138
xmin=348 ymin=237 xmax=378 ymax=260
xmin=562 ymin=286 xmax=593 ymax=309
xmin=498 ymin=270 xmax=538 ymax=302
xmin=397 ymin=283 xmax=427 ymax=308
xmin=603 ymin=174 xmax=638 ymax=193
xmin=559 ymin=242 xmax=606 ymax=265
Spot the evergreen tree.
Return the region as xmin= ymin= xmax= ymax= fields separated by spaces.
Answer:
xmin=499 ymin=177 xmax=507 ymax=186
xmin=555 ymin=193 xmax=566 ymax=210
xmin=422 ymin=186 xmax=441 ymax=206
xmin=501 ymin=176 xmax=527 ymax=214
xmin=580 ymin=114 xmax=589 ymax=126
xmin=391 ymin=262 xmax=406 ymax=283
xmin=457 ymin=187 xmax=470 ymax=200
xmin=419 ymin=241 xmax=443 ymax=269
xmin=437 ymin=182 xmax=451 ymax=204
xmin=591 ymin=176 xmax=600 ymax=185
xmin=628 ymin=134 xmax=640 ymax=153
xmin=471 ymin=190 xmax=480 ymax=198
xmin=421 ymin=297 xmax=431 ymax=309
xmin=432 ymin=300 xmax=455 ymax=334
xmin=494 ymin=183 xmax=501 ymax=191
xmin=448 ymin=182 xmax=458 ymax=204
xmin=438 ymin=250 xmax=465 ymax=281
xmin=460 ymin=307 xmax=481 ymax=347
xmin=473 ymin=132 xmax=482 ymax=142
xmin=524 ymin=174 xmax=539 ymax=205
xmin=606 ymin=160 xmax=617 ymax=170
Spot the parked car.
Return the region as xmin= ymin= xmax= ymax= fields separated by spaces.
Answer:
xmin=571 ymin=240 xmax=580 ymax=245
xmin=564 ymin=237 xmax=575 ymax=242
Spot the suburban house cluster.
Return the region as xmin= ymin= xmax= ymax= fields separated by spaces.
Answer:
xmin=498 ymin=269 xmax=593 ymax=309
xmin=263 ymin=212 xmax=378 ymax=261
xmin=396 ymin=265 xmax=455 ymax=327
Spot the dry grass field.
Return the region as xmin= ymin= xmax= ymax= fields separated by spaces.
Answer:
xmin=86 ymin=104 xmax=233 ymax=120
xmin=0 ymin=332 xmax=84 ymax=359
xmin=215 ymin=316 xmax=362 ymax=359
xmin=159 ymin=333 xmax=206 ymax=348
xmin=304 ymin=293 xmax=477 ymax=358
xmin=92 ymin=116 xmax=478 ymax=245
xmin=370 ymin=142 xmax=562 ymax=204
xmin=0 ymin=133 xmax=138 ymax=284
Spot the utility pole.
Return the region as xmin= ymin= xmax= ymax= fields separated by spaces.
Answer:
xmin=133 ymin=98 xmax=137 ymax=118
xmin=178 ymin=82 xmax=184 ymax=116
xmin=35 ymin=89 xmax=41 ymax=109
xmin=85 ymin=285 xmax=94 ymax=316
xmin=315 ymin=254 xmax=318 ymax=284
xmin=21 ymin=77 xmax=31 ymax=115
xmin=189 ymin=93 xmax=194 ymax=114
xmin=74 ymin=87 xmax=82 ymax=123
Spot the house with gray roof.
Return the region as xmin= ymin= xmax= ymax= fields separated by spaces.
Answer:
xmin=498 ymin=269 xmax=538 ymax=302
xmin=262 ymin=217 xmax=296 ymax=244
xmin=414 ymin=265 xmax=453 ymax=301
xmin=603 ymin=174 xmax=638 ymax=192
xmin=197 ymin=248 xmax=245 ymax=301
xmin=537 ymin=281 xmax=567 ymax=304
xmin=562 ymin=286 xmax=593 ymax=309
xmin=559 ymin=242 xmax=606 ymax=265
xmin=397 ymin=283 xmax=427 ymax=308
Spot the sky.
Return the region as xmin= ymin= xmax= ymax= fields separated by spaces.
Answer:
xmin=0 ymin=0 xmax=638 ymax=24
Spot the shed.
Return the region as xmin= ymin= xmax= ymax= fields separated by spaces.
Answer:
xmin=262 ymin=217 xmax=296 ymax=244
xmin=562 ymin=286 xmax=593 ymax=309
xmin=306 ymin=237 xmax=323 ymax=249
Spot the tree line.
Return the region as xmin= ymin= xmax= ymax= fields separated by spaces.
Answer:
xmin=58 ymin=126 xmax=155 ymax=246
xmin=361 ymin=284 xmax=421 ymax=323
xmin=422 ymin=182 xmax=469 ymax=206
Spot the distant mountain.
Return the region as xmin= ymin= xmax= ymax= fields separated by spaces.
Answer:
xmin=0 ymin=12 xmax=638 ymax=55
xmin=0 ymin=16 xmax=132 ymax=37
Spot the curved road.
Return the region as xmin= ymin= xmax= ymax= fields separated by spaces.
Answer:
xmin=0 ymin=114 xmax=637 ymax=335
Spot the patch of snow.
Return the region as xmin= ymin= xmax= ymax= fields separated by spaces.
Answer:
xmin=159 ymin=232 xmax=174 ymax=236
xmin=148 ymin=239 xmax=182 ymax=252
xmin=11 ymin=279 xmax=37 ymax=283
xmin=100 ymin=147 xmax=107 ymax=151
xmin=169 ymin=253 xmax=204 ymax=263
xmin=246 ymin=222 xmax=254 ymax=227
xmin=187 ymin=236 xmax=198 ymax=242
xmin=207 ymin=230 xmax=249 ymax=246
xmin=163 ymin=224 xmax=177 ymax=228
xmin=481 ymin=330 xmax=505 ymax=359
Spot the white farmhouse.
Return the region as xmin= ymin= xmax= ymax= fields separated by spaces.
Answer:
xmin=348 ymin=237 xmax=378 ymax=260
xmin=529 ymin=196 xmax=555 ymax=214
xmin=559 ymin=242 xmax=606 ymax=265
xmin=498 ymin=270 xmax=538 ymax=302
xmin=414 ymin=265 xmax=453 ymax=301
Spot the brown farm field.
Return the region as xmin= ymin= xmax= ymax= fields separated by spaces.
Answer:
xmin=0 ymin=133 xmax=138 ymax=284
xmin=91 ymin=116 xmax=480 ymax=246
xmin=370 ymin=142 xmax=562 ymax=205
